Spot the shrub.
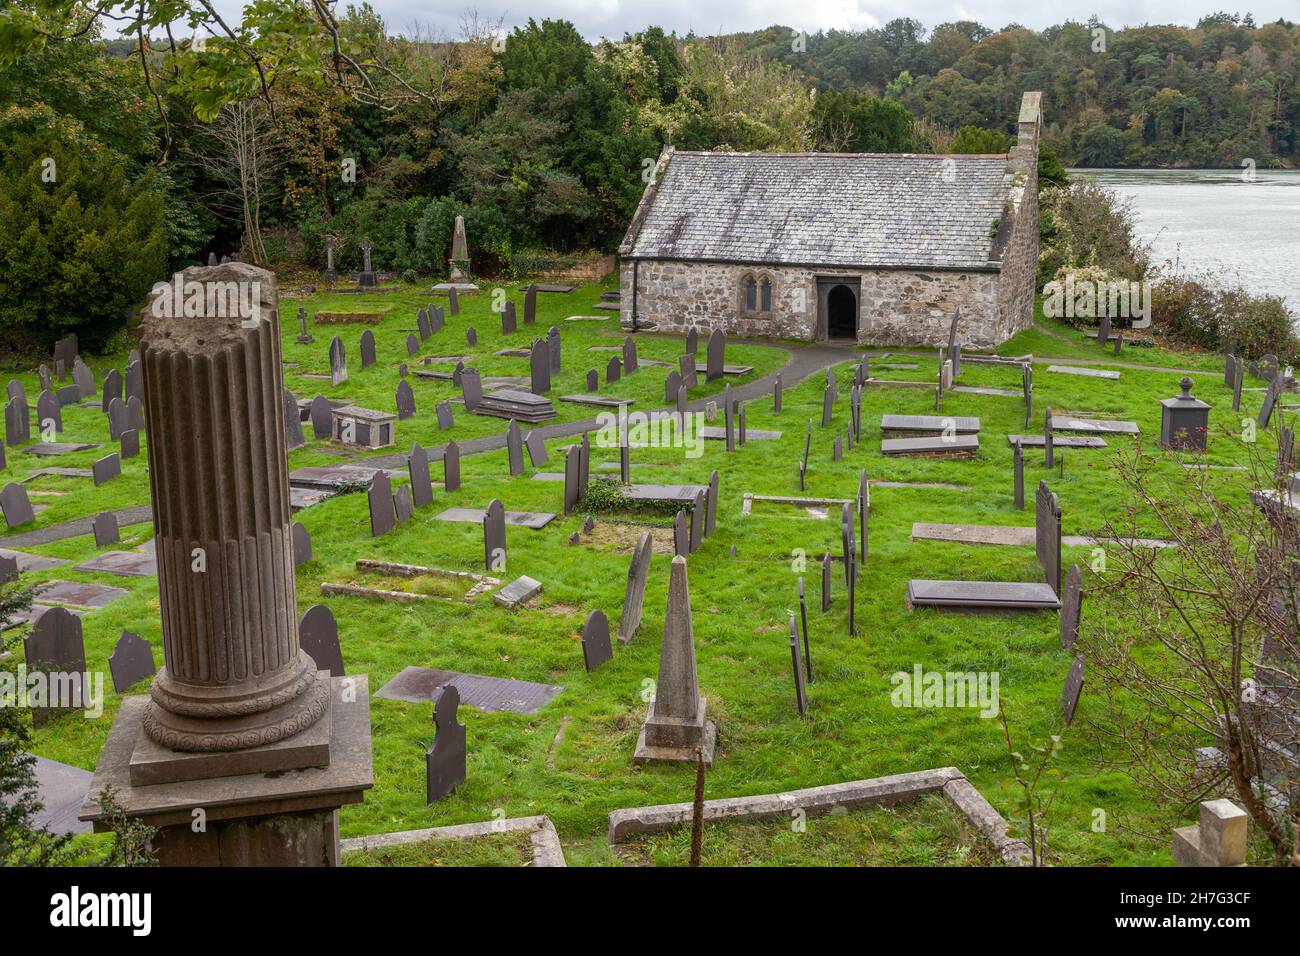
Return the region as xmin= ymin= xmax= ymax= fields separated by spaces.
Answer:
xmin=1152 ymin=274 xmax=1297 ymax=361
xmin=1038 ymin=178 xmax=1149 ymax=288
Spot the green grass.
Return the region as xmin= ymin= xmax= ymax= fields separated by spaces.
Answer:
xmin=343 ymin=830 xmax=533 ymax=867
xmin=2 ymin=281 xmax=1286 ymax=867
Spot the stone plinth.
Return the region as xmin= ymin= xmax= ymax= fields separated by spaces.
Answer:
xmin=1172 ymin=798 xmax=1248 ymax=867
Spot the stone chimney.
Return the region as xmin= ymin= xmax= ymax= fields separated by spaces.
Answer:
xmin=1008 ymin=91 xmax=1042 ymax=179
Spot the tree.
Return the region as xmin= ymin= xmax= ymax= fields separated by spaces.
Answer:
xmin=812 ymin=88 xmax=915 ymax=152
xmin=950 ymin=125 xmax=1013 ymax=153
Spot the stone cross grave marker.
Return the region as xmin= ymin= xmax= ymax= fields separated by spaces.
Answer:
xmin=296 ymin=307 xmax=314 ymax=345
xmin=582 ymin=610 xmax=613 ymax=672
xmin=483 ymin=499 xmax=506 ymax=571
xmin=324 ymin=235 xmax=337 ymax=280
xmin=409 ymin=443 xmax=433 ymax=508
xmin=299 ymin=604 xmax=343 ymax=677
xmin=359 ymin=237 xmax=374 ymax=273
xmin=619 ymin=531 xmax=652 ymax=644
xmin=109 ymin=630 xmax=156 ymax=693
xmin=443 ymin=440 xmax=461 ymax=492
xmin=426 ymin=684 xmax=467 ymax=802
xmin=368 ymin=470 xmax=396 ymax=537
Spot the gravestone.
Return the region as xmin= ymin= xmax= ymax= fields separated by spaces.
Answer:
xmin=606 ymin=356 xmax=622 ymax=384
xmin=92 ymin=512 xmax=120 ymax=548
xmin=1061 ymin=653 xmax=1085 ymax=725
xmin=1097 ymin=313 xmax=1111 ymax=346
xmin=483 ymin=499 xmax=506 ymax=571
xmin=1224 ymin=354 xmax=1236 ymax=388
xmin=324 ymin=235 xmax=338 ymax=280
xmin=563 ymin=444 xmax=582 ymax=514
xmin=38 ymin=366 xmax=51 ymax=392
xmin=1035 ymin=480 xmax=1063 ymax=595
xmin=126 ymin=395 xmax=146 ymax=432
xmin=406 ymin=333 xmax=419 ymax=356
xmin=299 ymin=605 xmax=343 ymax=677
xmin=790 ymin=616 xmax=808 ymax=717
xmin=582 ymin=610 xmax=613 ymax=672
xmin=618 ymin=531 xmax=653 ymax=644
xmin=705 ymin=470 xmax=719 ymax=537
xmin=443 ymin=440 xmax=461 ymax=492
xmin=435 ymin=400 xmax=453 ymax=431
xmin=393 ymin=485 xmax=414 ymax=525
xmin=0 ymin=554 xmax=16 ymax=584
xmin=329 ymin=336 xmax=347 ymax=386
xmin=530 ymin=339 xmax=551 ymax=393
xmin=1022 ymin=363 xmax=1033 ymax=426
xmin=121 ymin=429 xmax=140 ymax=461
xmin=283 ymin=391 xmax=305 ymax=450
xmin=358 ymin=237 xmax=377 ymax=286
xmin=685 ymin=328 xmax=698 ymax=356
xmin=92 ymin=453 xmax=120 ymax=487
xmin=23 ymin=606 xmax=86 ymax=726
xmin=946 ymin=308 xmax=962 ymax=377
xmin=106 ymin=398 xmax=128 ymax=440
xmin=774 ymin=375 xmax=782 ymax=413
xmin=309 ymin=395 xmax=333 ymax=438
xmin=1043 ymin=405 xmax=1055 ymax=468
xmin=359 ymin=330 xmax=377 ymax=368
xmin=1160 ymin=377 xmax=1211 ymax=451
xmin=296 ymin=307 xmax=314 ymax=345
xmin=677 ymin=383 xmax=688 ymax=420
xmin=417 ymin=307 xmax=431 ymax=341
xmin=109 ymin=630 xmax=156 ymax=693
xmin=6 ymin=379 xmax=24 ymax=403
xmin=368 ymin=471 xmax=396 ymax=537
xmin=1277 ymin=426 xmax=1295 ymax=479
xmin=1232 ymin=362 xmax=1244 ymax=412
xmin=426 ymin=685 xmax=467 ymax=803
xmin=1013 ymin=439 xmax=1025 ymax=510
xmin=579 ymin=433 xmax=590 ymax=490
xmin=4 ymin=482 xmax=38 ymax=526
xmin=461 ymin=368 xmax=483 ymax=413
xmin=821 ymin=384 xmax=833 ymax=427
xmin=101 ymin=369 xmax=122 ymax=412
xmin=430 ymin=305 xmax=444 ymax=335
xmin=738 ymin=403 xmax=747 ymax=446
xmin=449 ymin=285 xmax=460 ymax=316
xmin=1258 ymin=380 xmax=1279 ymax=429
xmin=506 ymin=420 xmax=525 ymax=476
xmin=833 ymin=436 xmax=842 ymax=461
xmin=689 ymin=490 xmax=704 ymax=553
xmin=292 ymin=521 xmax=313 ymax=567
xmin=679 ymin=353 xmax=697 ymax=390
xmin=524 ymin=430 xmax=549 ymax=468
xmin=821 ymin=553 xmax=831 ymax=611
xmin=673 ymin=509 xmax=689 ymax=558
xmin=623 ymin=337 xmax=638 ymax=374
xmin=705 ymin=330 xmax=725 ymax=382
xmin=124 ymin=359 xmax=143 ymax=406
xmin=408 ymin=443 xmax=433 ymax=509
xmin=664 ymin=369 xmax=681 ymax=404
xmin=5 ymin=396 xmax=30 ymax=446
xmin=37 ymin=390 xmax=62 ymax=433
xmin=516 ymin=284 xmax=535 ymax=326
xmin=1060 ymin=565 xmax=1083 ymax=649
xmin=586 ymin=369 xmax=599 ymax=392
xmin=501 ymin=301 xmax=517 ymax=335
xmin=395 ymin=380 xmax=415 ymax=420
xmin=724 ymin=389 xmax=735 ymax=451
xmin=857 ymin=471 xmax=868 ymax=562
xmin=619 ymin=428 xmax=630 ymax=482
xmin=548 ymin=326 xmax=562 ymax=373
xmin=634 ymin=556 xmax=717 ymax=765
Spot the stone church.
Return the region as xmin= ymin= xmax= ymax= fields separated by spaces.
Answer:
xmin=618 ymin=92 xmax=1043 ymax=349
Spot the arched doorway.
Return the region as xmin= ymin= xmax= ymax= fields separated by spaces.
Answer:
xmin=827 ymin=285 xmax=857 ymax=340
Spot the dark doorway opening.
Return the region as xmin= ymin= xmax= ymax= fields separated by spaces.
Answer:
xmin=827 ymin=285 xmax=857 ymax=339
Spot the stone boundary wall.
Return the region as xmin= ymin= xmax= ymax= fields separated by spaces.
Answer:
xmin=340 ymin=814 xmax=566 ymax=867
xmin=606 ymin=766 xmax=1031 ymax=865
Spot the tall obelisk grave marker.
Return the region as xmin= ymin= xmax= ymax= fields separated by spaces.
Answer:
xmin=80 ymin=262 xmax=373 ymax=866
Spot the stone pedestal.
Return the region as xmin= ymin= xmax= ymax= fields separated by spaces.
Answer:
xmin=1160 ymin=376 xmax=1211 ymax=451
xmin=1172 ymin=798 xmax=1248 ymax=866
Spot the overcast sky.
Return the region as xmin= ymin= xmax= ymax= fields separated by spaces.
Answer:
xmin=184 ymin=2 xmax=1293 ymax=42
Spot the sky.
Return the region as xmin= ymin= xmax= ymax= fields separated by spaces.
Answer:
xmin=188 ymin=2 xmax=1294 ymax=41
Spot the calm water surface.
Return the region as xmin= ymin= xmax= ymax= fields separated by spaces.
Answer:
xmin=1069 ymin=168 xmax=1300 ymax=308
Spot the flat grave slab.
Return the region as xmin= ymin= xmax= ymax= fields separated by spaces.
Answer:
xmin=1 ymin=604 xmax=85 ymax=631
xmin=25 ymin=467 xmax=94 ymax=479
xmin=24 ymin=443 xmax=99 ymax=456
xmin=533 ymin=284 xmax=575 ymax=293
xmin=881 ymin=435 xmax=980 ymax=456
xmin=950 ymin=385 xmax=1021 ymax=398
xmin=565 ymin=315 xmax=610 ymax=322
xmin=30 ymin=755 xmax=92 ymax=836
xmin=1046 ymin=365 xmax=1120 ymax=380
xmin=289 ymin=487 xmax=337 ymax=511
xmin=1007 ymin=434 xmax=1108 ymax=449
xmin=0 ymin=547 xmax=67 ymax=572
xmin=701 ymin=426 xmax=781 ymax=441
xmin=881 ymin=415 xmax=980 ymax=434
xmin=434 ymin=507 xmax=556 ymax=529
xmin=558 ymin=395 xmax=635 ymax=408
xmin=693 ymin=362 xmax=754 ymax=376
xmin=375 ymin=666 xmax=563 ymax=715
xmin=623 ymin=483 xmax=708 ymax=503
xmin=75 ymin=550 xmax=158 ymax=577
xmin=908 ymin=579 xmax=1061 ymax=610
xmin=35 ymin=579 xmax=129 ymax=609
xmin=493 ymin=575 xmax=542 ymax=608
xmin=910 ymin=523 xmax=1172 ymax=549
xmin=1050 ymin=415 xmax=1140 ymax=435
xmin=289 ymin=464 xmax=395 ymax=489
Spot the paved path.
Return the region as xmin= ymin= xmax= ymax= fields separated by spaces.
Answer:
xmin=0 ymin=505 xmax=153 ymax=549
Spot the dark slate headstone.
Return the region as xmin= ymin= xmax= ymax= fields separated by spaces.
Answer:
xmin=395 ymin=379 xmax=416 ymax=420
xmin=109 ymin=630 xmax=156 ymax=693
xmin=92 ymin=512 xmax=120 ymax=548
xmin=774 ymin=374 xmax=783 ymax=413
xmin=790 ymin=616 xmax=808 ymax=716
xmin=689 ymin=489 xmax=704 ymax=554
xmin=664 ymin=369 xmax=682 ymax=404
xmin=408 ymin=443 xmax=433 ymax=509
xmin=705 ymin=329 xmax=725 ymax=382
xmin=124 ymin=359 xmax=143 ymax=406
xmin=586 ymin=369 xmax=599 ymax=392
xmin=92 ymin=453 xmax=120 ymax=487
xmin=1061 ymin=653 xmax=1085 ymax=725
xmin=436 ymin=400 xmax=454 ymax=430
xmin=820 ymin=553 xmax=832 ymax=611
xmin=36 ymin=390 xmax=62 ymax=434
xmin=581 ymin=610 xmax=613 ymax=672
xmin=57 ymin=383 xmax=82 ymax=407
xmin=1043 ymin=405 xmax=1055 ymax=468
xmin=329 ymin=335 xmax=348 ymax=386
xmin=1224 ymin=353 xmax=1236 ymax=388
xmin=1 ymin=482 xmax=35 ymax=528
xmin=449 ymin=285 xmax=460 ymax=315
xmin=821 ymin=383 xmax=833 ymax=427
xmin=309 ymin=395 xmax=333 ymax=439
xmin=73 ymin=359 xmax=95 ymax=398
xmin=501 ymin=300 xmax=517 ymax=334
xmin=1097 ymin=313 xmax=1111 ymax=346
xmin=678 ymin=352 xmax=697 ymax=390
xmin=619 ymin=430 xmax=630 ymax=483
xmin=946 ymin=307 xmax=962 ymax=378
xmin=704 ymin=470 xmax=719 ymax=537
xmin=1232 ymin=361 xmax=1243 ymax=412
xmin=483 ymin=499 xmax=506 ymax=571
xmin=547 ymin=326 xmax=562 ymax=373
xmin=685 ymin=328 xmax=698 ymax=356
xmin=5 ymin=396 xmax=31 ymax=446
xmin=1022 ymin=363 xmax=1033 ymax=426
xmin=523 ymin=285 xmax=537 ymax=325
xmin=672 ymin=508 xmax=689 ymax=558
xmin=676 ymin=383 xmax=688 ymax=419
xmin=283 ymin=391 xmax=305 ymax=451
xmin=106 ymin=397 xmax=128 ymax=440
xmin=606 ymin=356 xmax=622 ymax=384
xmin=101 ymin=368 xmax=122 ymax=412
xmin=443 ymin=440 xmax=461 ymax=492
xmin=299 ymin=604 xmax=344 ymax=677
xmin=417 ymin=307 xmax=431 ymax=341
xmin=461 ymin=368 xmax=483 ymax=413
xmin=24 ymin=607 xmax=86 ymax=725
xmin=1013 ymin=439 xmax=1025 ymax=510
xmin=857 ymin=471 xmax=869 ymax=562
xmin=1258 ymin=380 xmax=1278 ymax=428
xmin=0 ymin=441 xmax=4 ymax=472
xmin=406 ymin=333 xmax=419 ymax=356
xmin=292 ymin=521 xmax=313 ymax=567
xmin=127 ymin=395 xmax=145 ymax=432
xmin=368 ymin=471 xmax=396 ymax=537
xmin=724 ymin=389 xmax=735 ymax=451
xmin=430 ymin=306 xmax=445 ymax=334
xmin=506 ymin=420 xmax=525 ymax=477
xmin=833 ymin=435 xmax=842 ymax=461
xmin=6 ymin=379 xmax=24 ymax=403
xmin=530 ymin=339 xmax=551 ymax=393
xmin=1035 ymin=480 xmax=1062 ymax=595
xmin=797 ymin=577 xmax=812 ymax=681
xmin=426 ymin=684 xmax=467 ymax=803
xmin=622 ymin=336 xmax=638 ymax=374
xmin=618 ymin=531 xmax=652 ymax=644
xmin=524 ymin=430 xmax=549 ymax=468
xmin=563 ymin=443 xmax=582 ymax=514
xmin=1060 ymin=564 xmax=1083 ymax=649
xmin=38 ymin=366 xmax=52 ymax=393
xmin=393 ymin=484 xmax=415 ymax=525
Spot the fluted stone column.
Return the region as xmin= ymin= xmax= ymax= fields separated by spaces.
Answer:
xmin=139 ymin=262 xmax=329 ymax=755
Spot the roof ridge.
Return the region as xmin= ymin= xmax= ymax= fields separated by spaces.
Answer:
xmin=671 ymin=150 xmax=1010 ymax=160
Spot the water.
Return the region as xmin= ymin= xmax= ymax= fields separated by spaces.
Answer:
xmin=1068 ymin=168 xmax=1300 ymax=309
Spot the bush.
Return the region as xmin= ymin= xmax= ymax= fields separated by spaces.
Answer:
xmin=1038 ymin=178 xmax=1149 ymax=288
xmin=1152 ymin=274 xmax=1297 ymax=361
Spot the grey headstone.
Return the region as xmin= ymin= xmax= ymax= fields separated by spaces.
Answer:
xmin=124 ymin=359 xmax=143 ymax=406
xmin=705 ymin=471 xmax=719 ymax=536
xmin=443 ymin=440 xmax=461 ymax=492
xmin=292 ymin=521 xmax=313 ymax=567
xmin=1036 ymin=480 xmax=1062 ymax=595
xmin=5 ymin=396 xmax=30 ymax=446
xmin=329 ymin=335 xmax=348 ymax=386
xmin=619 ymin=430 xmax=630 ymax=483
xmin=407 ymin=333 xmax=419 ymax=356
xmin=622 ymin=337 xmax=638 ymax=374
xmin=106 ymin=397 xmax=128 ymax=440
xmin=524 ymin=430 xmax=549 ymax=468
xmin=283 ymin=391 xmax=305 ymax=450
xmin=101 ymin=369 xmax=122 ymax=412
xmin=664 ymin=369 xmax=681 ymax=404
xmin=579 ymin=433 xmax=590 ymax=491
xmin=586 ymin=369 xmax=599 ymax=392
xmin=1061 ymin=653 xmax=1085 ymax=725
xmin=790 ymin=616 xmax=808 ymax=716
xmin=1060 ymin=565 xmax=1083 ymax=649
xmin=23 ymin=606 xmax=86 ymax=725
xmin=1232 ymin=361 xmax=1243 ymax=412
xmin=493 ymin=575 xmax=541 ymax=608
xmin=92 ymin=453 xmax=120 ymax=487
xmin=689 ymin=490 xmax=704 ymax=553
xmin=501 ymin=300 xmax=517 ymax=334
xmin=436 ymin=400 xmax=454 ymax=430
xmin=430 ymin=306 xmax=444 ymax=334
xmin=6 ymin=379 xmax=24 ymax=403
xmin=1013 ymin=439 xmax=1025 ymax=510
xmin=461 ymin=368 xmax=482 ymax=413
xmin=1258 ymin=380 xmax=1278 ymax=428
xmin=563 ymin=443 xmax=582 ymax=514
xmin=774 ymin=374 xmax=783 ymax=413
xmin=92 ymin=512 xmax=119 ymax=548
xmin=705 ymin=330 xmax=725 ymax=382
xmin=126 ymin=394 xmax=145 ymax=432
xmin=606 ymin=356 xmax=622 ymax=384
xmin=417 ymin=307 xmax=431 ymax=340
xmin=393 ymin=484 xmax=415 ymax=525
xmin=368 ymin=471 xmax=396 ymax=537
xmin=1043 ymin=405 xmax=1054 ymax=468
xmin=38 ymin=366 xmax=52 ymax=392
xmin=531 ymin=339 xmax=551 ymax=393
xmin=797 ymin=577 xmax=812 ymax=681
xmin=73 ymin=359 xmax=95 ymax=399
xmin=37 ymin=390 xmax=62 ymax=433
xmin=679 ymin=352 xmax=697 ymax=390
xmin=548 ymin=326 xmax=562 ymax=373
xmin=1225 ymin=353 xmax=1236 ymax=387
xmin=582 ymin=610 xmax=613 ymax=672
xmin=108 ymin=630 xmax=156 ymax=693
xmin=309 ymin=395 xmax=333 ymax=438
xmin=524 ymin=285 xmax=537 ymax=325
xmin=821 ymin=553 xmax=831 ymax=611
xmin=408 ymin=443 xmax=433 ymax=508
xmin=685 ymin=328 xmax=698 ymax=356
xmin=506 ymin=420 xmax=525 ymax=476
xmin=449 ymin=285 xmax=460 ymax=315
xmin=833 ymin=436 xmax=842 ymax=461
xmin=395 ymin=379 xmax=415 ymax=420
xmin=299 ymin=604 xmax=344 ymax=677
xmin=1022 ymin=363 xmax=1033 ymax=426
xmin=426 ymin=684 xmax=467 ymax=803
xmin=483 ymin=499 xmax=506 ymax=571
xmin=619 ymin=531 xmax=652 ymax=644
xmin=673 ymin=509 xmax=688 ymax=558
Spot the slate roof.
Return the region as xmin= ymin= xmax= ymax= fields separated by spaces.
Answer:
xmin=624 ymin=151 xmax=1014 ymax=271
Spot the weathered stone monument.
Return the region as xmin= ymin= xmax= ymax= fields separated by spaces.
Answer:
xmin=1172 ymin=799 xmax=1248 ymax=867
xmin=79 ymin=262 xmax=372 ymax=866
xmin=426 ymin=685 xmax=467 ymax=802
xmin=358 ymin=237 xmax=377 ymax=287
xmin=448 ymin=216 xmax=470 ymax=283
xmin=1160 ymin=377 xmax=1210 ymax=452
xmin=634 ymin=556 xmax=717 ymax=765
xmin=582 ymin=610 xmax=613 ymax=672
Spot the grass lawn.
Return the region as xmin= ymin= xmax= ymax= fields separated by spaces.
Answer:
xmin=2 ymin=279 xmax=1285 ymax=867
xmin=342 ymin=830 xmax=534 ymax=867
